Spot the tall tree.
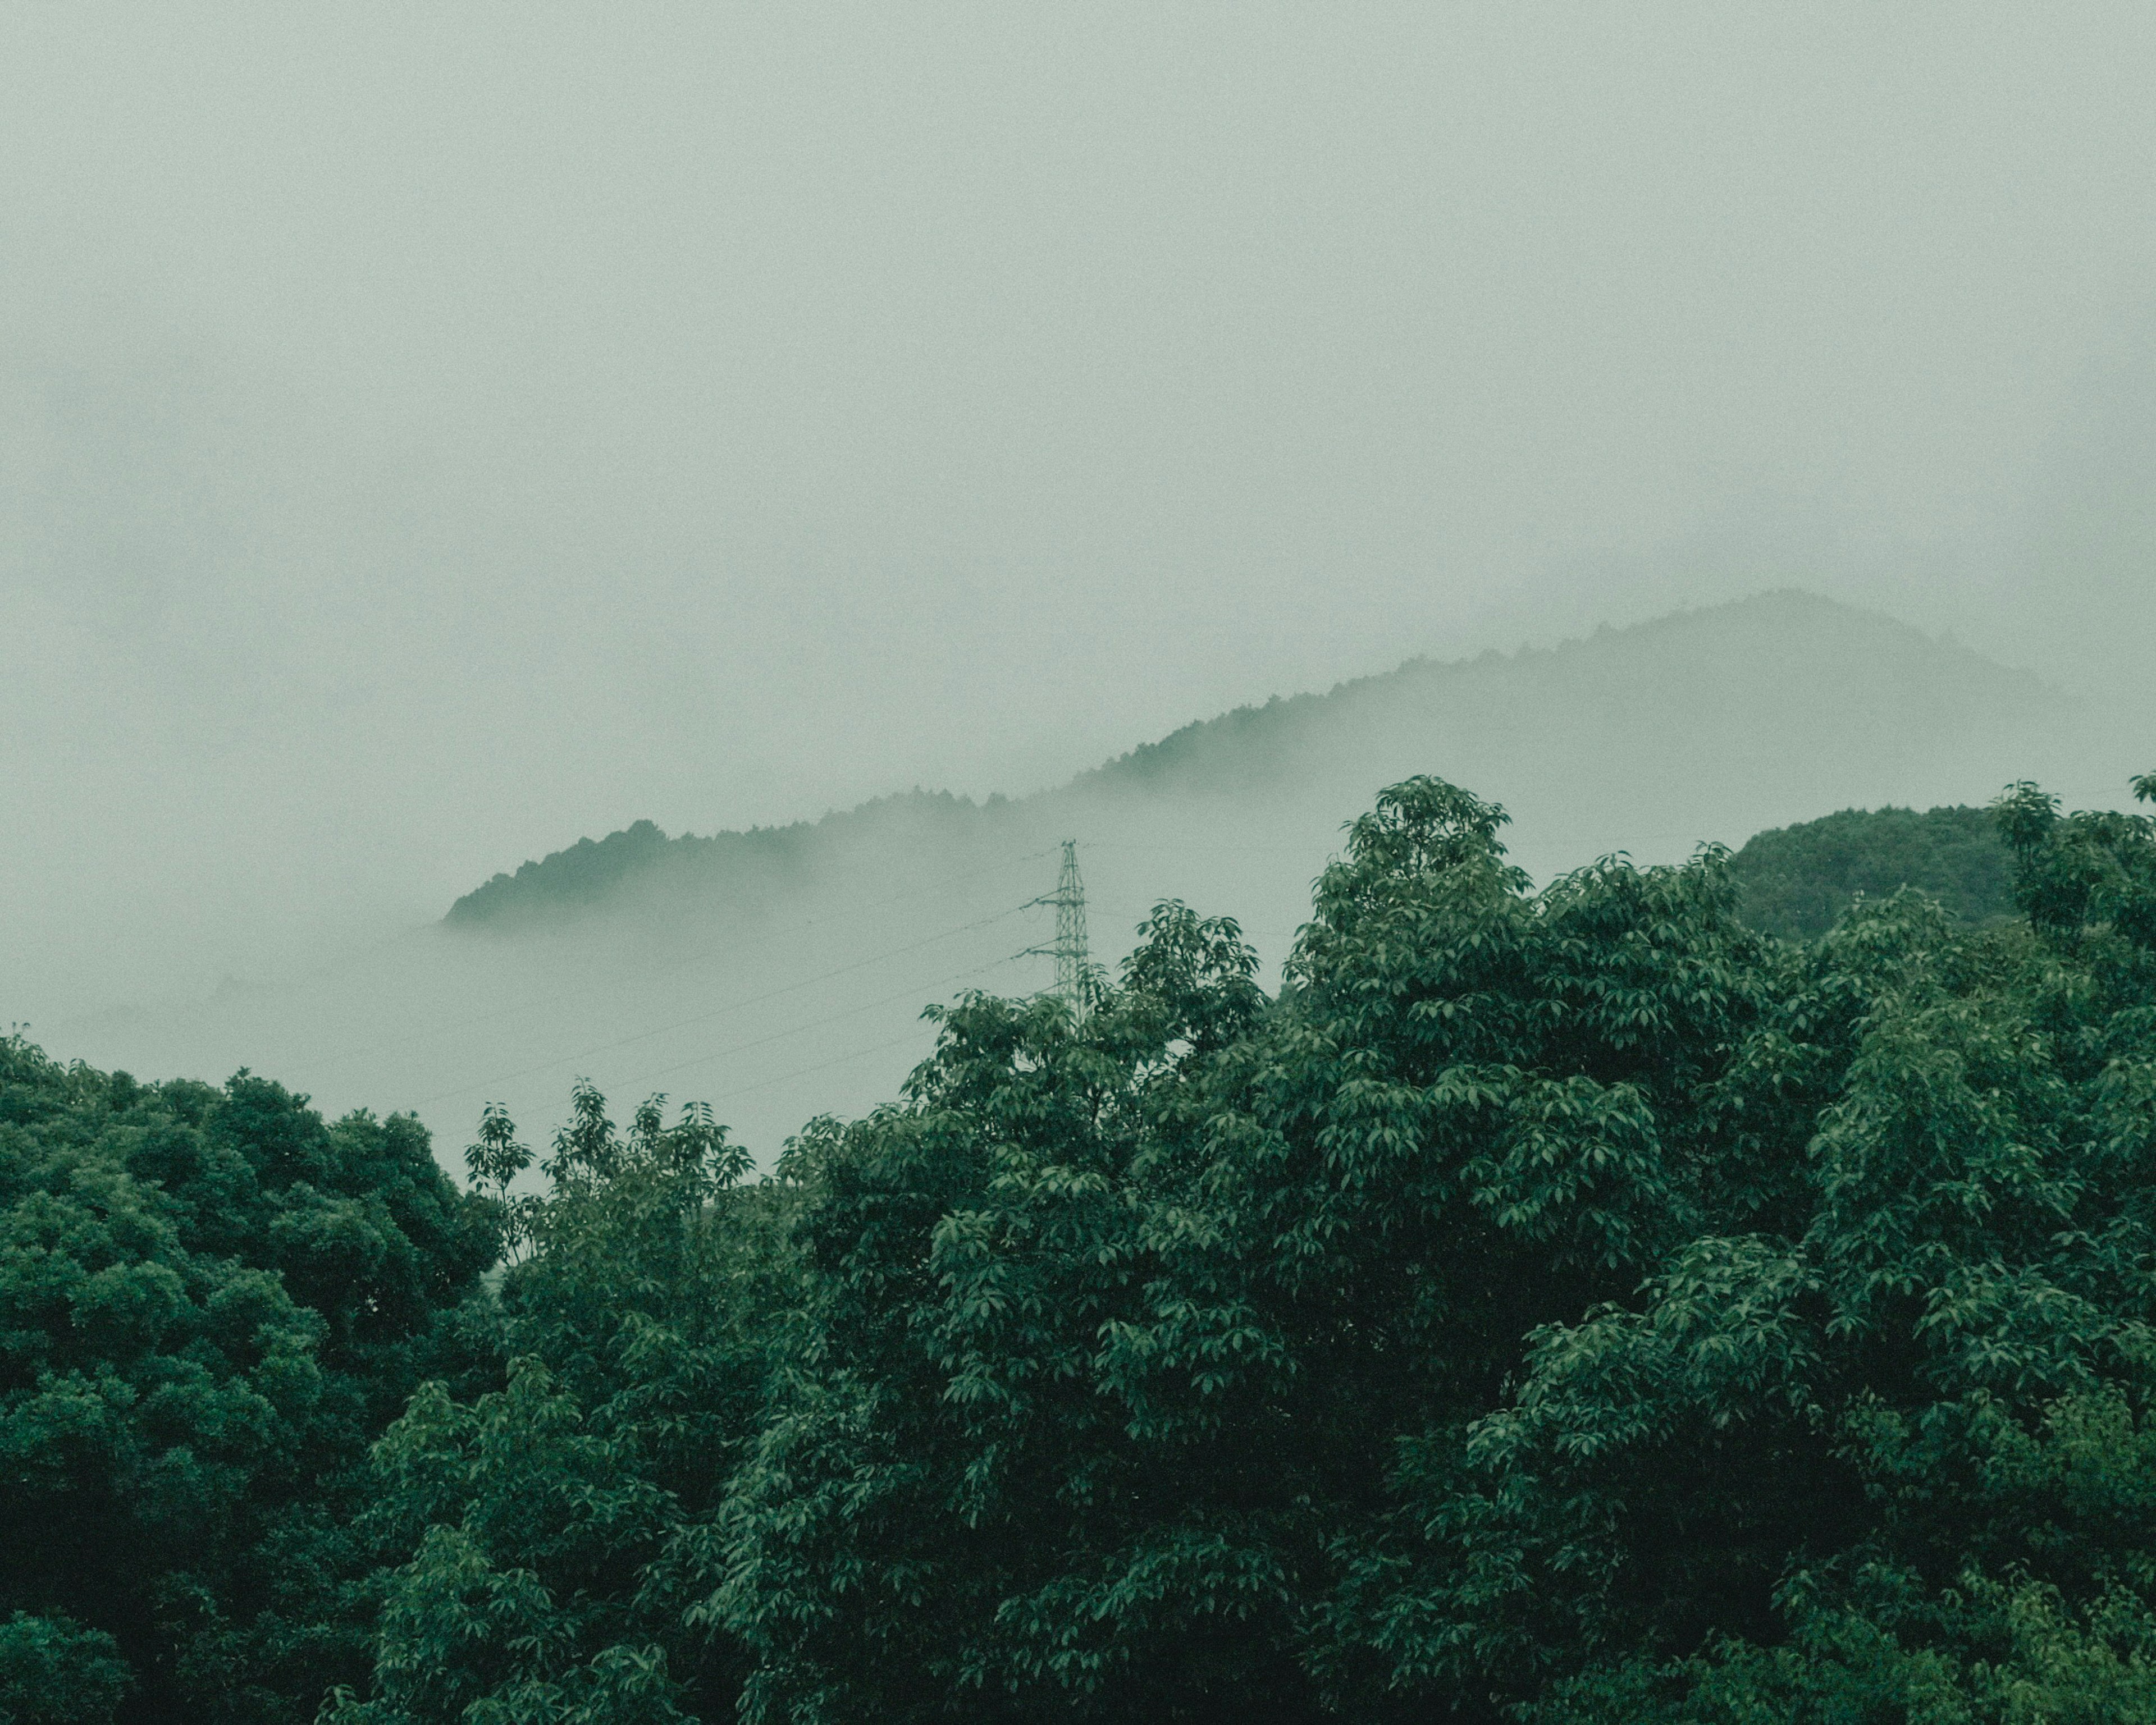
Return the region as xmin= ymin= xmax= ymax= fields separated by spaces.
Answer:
xmin=326 ymin=1086 xmax=798 ymax=1725
xmin=713 ymin=780 xmax=1768 ymax=1721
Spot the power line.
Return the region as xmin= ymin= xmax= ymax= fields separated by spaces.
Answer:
xmin=432 ymin=947 xmax=1033 ymax=1127
xmin=624 ymin=947 xmax=1026 ymax=1093
xmin=700 ymin=1026 xmax=945 ymax=1107
xmin=313 ymin=844 xmax=1057 ymax=1073
xmin=405 ymin=899 xmax=1036 ymax=1106
xmin=1080 ymin=840 xmax=1337 ymax=857
xmin=322 ymin=827 xmax=1735 ymax=1082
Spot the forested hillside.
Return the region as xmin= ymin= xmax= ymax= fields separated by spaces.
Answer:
xmin=13 ymin=767 xmax=2156 ymax=1723
xmin=1726 ymin=803 xmax=2014 ymax=938
xmin=0 ymin=1046 xmax=497 ymax=1722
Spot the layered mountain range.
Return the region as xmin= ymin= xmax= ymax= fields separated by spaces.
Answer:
xmin=48 ymin=590 xmax=2134 ymax=1166
xmin=446 ymin=588 xmax=2079 ymax=940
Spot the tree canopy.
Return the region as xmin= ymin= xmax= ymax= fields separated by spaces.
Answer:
xmin=12 ymin=767 xmax=2156 ymax=1722
xmin=0 ymin=1047 xmax=497 ymax=1723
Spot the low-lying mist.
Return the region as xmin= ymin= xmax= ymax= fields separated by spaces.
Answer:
xmin=40 ymin=592 xmax=2148 ymax=1166
xmin=10 ymin=6 xmax=2156 ymax=1169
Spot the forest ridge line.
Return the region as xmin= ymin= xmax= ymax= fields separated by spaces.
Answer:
xmin=444 ymin=588 xmax=2062 ymax=931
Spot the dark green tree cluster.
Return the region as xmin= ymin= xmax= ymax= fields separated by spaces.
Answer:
xmin=322 ymin=1085 xmax=798 ymax=1724
xmin=11 ymin=770 xmax=2156 ymax=1722
xmin=702 ymin=774 xmax=2156 ymax=1722
xmin=0 ymin=1050 xmax=497 ymax=1723
xmin=1726 ymin=802 xmax=2014 ymax=939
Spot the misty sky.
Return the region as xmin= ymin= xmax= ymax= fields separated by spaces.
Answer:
xmin=6 ymin=3 xmax=2156 ymax=1019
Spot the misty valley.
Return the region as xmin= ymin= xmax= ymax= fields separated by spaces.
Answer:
xmin=43 ymin=593 xmax=2111 ymax=1169
xmin=13 ymin=588 xmax=2156 ymax=1721
xmin=15 ymin=9 xmax=2156 ymax=1719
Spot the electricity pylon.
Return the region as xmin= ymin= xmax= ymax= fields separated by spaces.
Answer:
xmin=1027 ymin=840 xmax=1090 ymax=1015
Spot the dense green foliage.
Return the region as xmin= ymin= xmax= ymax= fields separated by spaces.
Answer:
xmin=1727 ymin=803 xmax=2014 ymax=939
xmin=0 ymin=1046 xmax=497 ymax=1723
xmin=323 ymin=1088 xmax=798 ymax=1725
xmin=15 ymin=766 xmax=2156 ymax=1722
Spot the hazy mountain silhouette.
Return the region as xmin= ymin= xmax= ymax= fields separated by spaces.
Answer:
xmin=48 ymin=589 xmax=2134 ymax=1170
xmin=446 ymin=589 xmax=2076 ymax=935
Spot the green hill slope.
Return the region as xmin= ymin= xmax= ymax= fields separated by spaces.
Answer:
xmin=1726 ymin=804 xmax=2013 ymax=939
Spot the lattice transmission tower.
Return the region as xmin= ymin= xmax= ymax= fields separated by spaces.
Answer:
xmin=1029 ymin=840 xmax=1090 ymax=1014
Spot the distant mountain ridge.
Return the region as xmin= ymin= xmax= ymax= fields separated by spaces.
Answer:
xmin=446 ymin=589 xmax=2071 ymax=931
xmin=67 ymin=587 xmax=2123 ymax=1182
xmin=445 ymin=789 xmax=1013 ymax=928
